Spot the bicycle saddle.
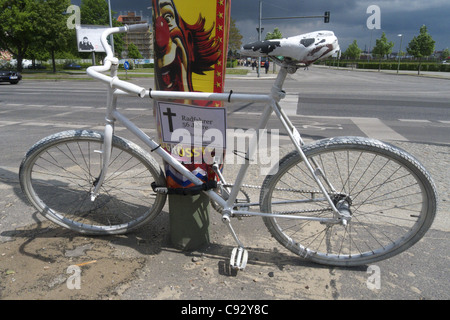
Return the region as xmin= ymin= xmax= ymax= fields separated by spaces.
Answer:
xmin=241 ymin=30 xmax=340 ymax=66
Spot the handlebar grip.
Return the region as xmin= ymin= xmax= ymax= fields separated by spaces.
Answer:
xmin=126 ymin=23 xmax=150 ymax=32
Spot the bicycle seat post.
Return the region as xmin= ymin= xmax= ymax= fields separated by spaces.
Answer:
xmin=271 ymin=66 xmax=288 ymax=99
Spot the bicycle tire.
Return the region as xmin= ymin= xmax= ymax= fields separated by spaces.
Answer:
xmin=260 ymin=136 xmax=437 ymax=267
xmin=19 ymin=130 xmax=167 ymax=235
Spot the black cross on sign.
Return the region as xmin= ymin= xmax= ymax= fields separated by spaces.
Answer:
xmin=163 ymin=107 xmax=177 ymax=132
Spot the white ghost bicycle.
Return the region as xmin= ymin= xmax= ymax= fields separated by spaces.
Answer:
xmin=19 ymin=24 xmax=437 ymax=269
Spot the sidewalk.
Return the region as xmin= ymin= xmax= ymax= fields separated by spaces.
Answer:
xmin=226 ymin=66 xmax=278 ymax=80
xmin=227 ymin=64 xmax=450 ymax=80
xmin=20 ymin=65 xmax=450 ymax=81
xmin=315 ymin=64 xmax=450 ymax=79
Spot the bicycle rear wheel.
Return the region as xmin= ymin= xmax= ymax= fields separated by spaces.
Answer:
xmin=260 ymin=136 xmax=437 ymax=266
xmin=19 ymin=130 xmax=167 ymax=235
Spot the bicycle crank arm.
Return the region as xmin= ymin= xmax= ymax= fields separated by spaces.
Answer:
xmin=222 ymin=211 xmax=248 ymax=270
xmin=230 ymin=247 xmax=248 ymax=271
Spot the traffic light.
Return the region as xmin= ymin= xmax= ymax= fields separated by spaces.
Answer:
xmin=324 ymin=11 xmax=330 ymax=23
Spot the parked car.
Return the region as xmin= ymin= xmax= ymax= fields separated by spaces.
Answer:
xmin=27 ymin=63 xmax=46 ymax=69
xmin=0 ymin=70 xmax=22 ymax=84
xmin=64 ymin=63 xmax=82 ymax=70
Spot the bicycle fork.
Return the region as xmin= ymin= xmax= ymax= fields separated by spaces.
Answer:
xmin=90 ymin=120 xmax=114 ymax=201
xmin=90 ymin=76 xmax=117 ymax=201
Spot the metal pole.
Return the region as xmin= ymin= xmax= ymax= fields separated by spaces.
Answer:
xmin=397 ymin=34 xmax=403 ymax=74
xmin=258 ymin=1 xmax=262 ymax=78
xmin=108 ymin=0 xmax=115 ymax=55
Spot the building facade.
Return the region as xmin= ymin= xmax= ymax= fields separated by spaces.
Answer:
xmin=117 ymin=11 xmax=153 ymax=59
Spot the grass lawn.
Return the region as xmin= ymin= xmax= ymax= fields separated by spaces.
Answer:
xmin=20 ymin=67 xmax=249 ymax=80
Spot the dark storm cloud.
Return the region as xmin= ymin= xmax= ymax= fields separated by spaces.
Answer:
xmin=71 ymin=0 xmax=449 ymax=51
xmin=231 ymin=0 xmax=449 ymax=52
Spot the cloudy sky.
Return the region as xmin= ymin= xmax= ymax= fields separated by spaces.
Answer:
xmin=72 ymin=0 xmax=449 ymax=53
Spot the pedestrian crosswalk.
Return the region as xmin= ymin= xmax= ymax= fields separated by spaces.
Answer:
xmin=279 ymin=94 xmax=299 ymax=116
xmin=350 ymin=117 xmax=408 ymax=141
xmin=0 ymin=102 xmax=448 ymax=144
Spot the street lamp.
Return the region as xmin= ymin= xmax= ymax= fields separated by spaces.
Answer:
xmin=257 ymin=1 xmax=263 ymax=78
xmin=397 ymin=34 xmax=403 ymax=74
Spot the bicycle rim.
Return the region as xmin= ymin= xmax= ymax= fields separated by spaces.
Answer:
xmin=260 ymin=137 xmax=437 ymax=266
xmin=19 ymin=130 xmax=166 ymax=235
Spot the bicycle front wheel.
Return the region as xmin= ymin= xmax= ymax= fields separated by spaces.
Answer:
xmin=19 ymin=130 xmax=167 ymax=235
xmin=260 ymin=137 xmax=437 ymax=266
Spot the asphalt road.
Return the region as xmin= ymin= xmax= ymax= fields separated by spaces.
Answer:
xmin=0 ymin=67 xmax=448 ymax=302
xmin=2 ymin=66 xmax=448 ymax=146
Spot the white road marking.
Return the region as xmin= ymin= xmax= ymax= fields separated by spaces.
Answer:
xmin=350 ymin=117 xmax=408 ymax=141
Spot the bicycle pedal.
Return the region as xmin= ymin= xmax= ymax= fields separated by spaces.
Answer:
xmin=230 ymin=247 xmax=248 ymax=271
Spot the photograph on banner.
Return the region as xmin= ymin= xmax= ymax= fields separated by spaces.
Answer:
xmin=76 ymin=25 xmax=108 ymax=52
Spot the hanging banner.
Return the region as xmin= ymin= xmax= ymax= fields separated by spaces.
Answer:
xmin=152 ymin=0 xmax=231 ymax=189
xmin=76 ymin=25 xmax=108 ymax=52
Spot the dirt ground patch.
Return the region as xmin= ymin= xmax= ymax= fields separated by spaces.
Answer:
xmin=0 ymin=221 xmax=147 ymax=300
xmin=0 ymin=215 xmax=342 ymax=300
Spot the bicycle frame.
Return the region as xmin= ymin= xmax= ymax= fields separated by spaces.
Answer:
xmin=87 ymin=24 xmax=342 ymax=226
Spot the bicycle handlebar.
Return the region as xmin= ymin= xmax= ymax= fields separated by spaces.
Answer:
xmin=86 ymin=24 xmax=150 ymax=98
xmin=86 ymin=23 xmax=274 ymax=102
xmin=126 ymin=23 xmax=151 ymax=32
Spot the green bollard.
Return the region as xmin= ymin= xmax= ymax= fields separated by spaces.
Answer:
xmin=168 ymin=193 xmax=210 ymax=251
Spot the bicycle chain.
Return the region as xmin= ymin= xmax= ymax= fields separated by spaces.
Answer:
xmin=225 ymin=184 xmax=323 ymax=195
xmin=213 ymin=184 xmax=332 ymax=217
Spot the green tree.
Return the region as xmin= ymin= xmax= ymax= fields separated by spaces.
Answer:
xmin=127 ymin=43 xmax=142 ymax=59
xmin=344 ymin=40 xmax=361 ymax=60
xmin=35 ymin=0 xmax=73 ymax=73
xmin=372 ymin=32 xmax=394 ymax=71
xmin=0 ymin=0 xmax=77 ymax=72
xmin=228 ymin=18 xmax=243 ymax=58
xmin=407 ymin=25 xmax=435 ymax=75
xmin=265 ymin=28 xmax=283 ymax=72
xmin=265 ymin=27 xmax=282 ymax=40
xmin=0 ymin=0 xmax=39 ymax=71
xmin=440 ymin=48 xmax=449 ymax=61
xmin=80 ymin=0 xmax=109 ymax=25
xmin=80 ymin=0 xmax=124 ymax=58
xmin=25 ymin=44 xmax=51 ymax=68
